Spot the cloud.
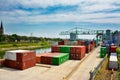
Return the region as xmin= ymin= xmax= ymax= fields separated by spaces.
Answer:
xmin=0 ymin=0 xmax=120 ymax=24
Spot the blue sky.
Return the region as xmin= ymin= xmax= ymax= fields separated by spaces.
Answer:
xmin=0 ymin=0 xmax=120 ymax=38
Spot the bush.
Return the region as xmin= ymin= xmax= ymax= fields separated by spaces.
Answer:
xmin=0 ymin=50 xmax=5 ymax=59
xmin=116 ymin=47 xmax=120 ymax=54
xmin=12 ymin=43 xmax=17 ymax=47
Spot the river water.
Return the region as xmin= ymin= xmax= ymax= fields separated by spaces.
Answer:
xmin=35 ymin=48 xmax=51 ymax=54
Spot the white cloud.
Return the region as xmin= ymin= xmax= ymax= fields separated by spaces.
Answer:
xmin=0 ymin=0 xmax=120 ymax=24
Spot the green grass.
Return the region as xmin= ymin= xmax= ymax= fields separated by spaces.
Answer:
xmin=94 ymin=57 xmax=112 ymax=80
xmin=118 ymin=54 xmax=120 ymax=80
xmin=0 ymin=42 xmax=52 ymax=59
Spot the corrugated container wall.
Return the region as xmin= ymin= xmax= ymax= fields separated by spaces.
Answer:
xmin=100 ymin=47 xmax=106 ymax=58
xmin=5 ymin=50 xmax=36 ymax=70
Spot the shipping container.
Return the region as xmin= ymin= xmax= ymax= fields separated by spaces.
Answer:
xmin=64 ymin=41 xmax=78 ymax=45
xmin=52 ymin=53 xmax=69 ymax=65
xmin=110 ymin=46 xmax=117 ymax=52
xmin=100 ymin=47 xmax=106 ymax=58
xmin=5 ymin=50 xmax=36 ymax=70
xmin=60 ymin=46 xmax=71 ymax=53
xmin=17 ymin=51 xmax=36 ymax=62
xmin=77 ymin=40 xmax=85 ymax=45
xmin=58 ymin=41 xmax=64 ymax=45
xmin=17 ymin=59 xmax=36 ymax=70
xmin=36 ymin=53 xmax=49 ymax=63
xmin=5 ymin=59 xmax=36 ymax=70
xmin=5 ymin=59 xmax=18 ymax=69
xmin=41 ymin=53 xmax=59 ymax=64
xmin=51 ymin=46 xmax=61 ymax=53
xmin=110 ymin=53 xmax=117 ymax=56
xmin=109 ymin=56 xmax=118 ymax=70
xmin=5 ymin=50 xmax=36 ymax=62
xmin=70 ymin=46 xmax=86 ymax=60
xmin=85 ymin=45 xmax=91 ymax=53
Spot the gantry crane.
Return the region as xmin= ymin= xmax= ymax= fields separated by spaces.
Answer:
xmin=59 ymin=27 xmax=105 ymax=46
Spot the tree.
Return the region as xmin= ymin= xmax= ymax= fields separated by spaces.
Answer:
xmin=0 ymin=35 xmax=5 ymax=42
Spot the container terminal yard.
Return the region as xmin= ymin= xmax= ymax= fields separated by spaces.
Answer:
xmin=0 ymin=28 xmax=120 ymax=80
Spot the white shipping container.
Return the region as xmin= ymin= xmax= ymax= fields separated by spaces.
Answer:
xmin=109 ymin=56 xmax=118 ymax=69
xmin=110 ymin=53 xmax=117 ymax=57
xmin=5 ymin=50 xmax=29 ymax=61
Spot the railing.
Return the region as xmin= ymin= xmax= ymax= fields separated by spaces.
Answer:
xmin=89 ymin=55 xmax=107 ymax=80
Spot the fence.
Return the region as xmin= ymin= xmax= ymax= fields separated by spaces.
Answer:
xmin=89 ymin=55 xmax=107 ymax=80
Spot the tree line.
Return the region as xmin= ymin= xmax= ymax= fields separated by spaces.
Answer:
xmin=0 ymin=34 xmax=62 ymax=43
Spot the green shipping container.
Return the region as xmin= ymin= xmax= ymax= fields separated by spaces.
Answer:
xmin=100 ymin=47 xmax=106 ymax=58
xmin=52 ymin=53 xmax=69 ymax=65
xmin=60 ymin=46 xmax=71 ymax=53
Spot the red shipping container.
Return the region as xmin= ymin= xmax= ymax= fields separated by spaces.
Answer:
xmin=70 ymin=47 xmax=76 ymax=53
xmin=90 ymin=44 xmax=94 ymax=51
xmin=17 ymin=59 xmax=36 ymax=70
xmin=58 ymin=41 xmax=64 ymax=45
xmin=85 ymin=45 xmax=90 ymax=53
xmin=17 ymin=50 xmax=36 ymax=62
xmin=77 ymin=41 xmax=85 ymax=45
xmin=5 ymin=59 xmax=18 ymax=69
xmin=41 ymin=53 xmax=59 ymax=64
xmin=111 ymin=46 xmax=117 ymax=52
xmin=51 ymin=46 xmax=61 ymax=53
xmin=77 ymin=46 xmax=86 ymax=54
xmin=70 ymin=53 xmax=85 ymax=60
xmin=5 ymin=59 xmax=36 ymax=70
xmin=36 ymin=53 xmax=49 ymax=63
xmin=70 ymin=46 xmax=86 ymax=60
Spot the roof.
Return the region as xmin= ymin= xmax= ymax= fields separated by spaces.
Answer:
xmin=110 ymin=56 xmax=118 ymax=61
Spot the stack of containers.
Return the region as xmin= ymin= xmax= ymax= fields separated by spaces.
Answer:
xmin=110 ymin=46 xmax=117 ymax=52
xmin=77 ymin=40 xmax=85 ymax=45
xmin=60 ymin=46 xmax=71 ymax=53
xmin=52 ymin=53 xmax=69 ymax=65
xmin=100 ymin=47 xmax=106 ymax=58
xmin=109 ymin=53 xmax=118 ymax=70
xmin=58 ymin=41 xmax=64 ymax=45
xmin=58 ymin=40 xmax=69 ymax=45
xmin=64 ymin=41 xmax=78 ymax=45
xmin=90 ymin=41 xmax=96 ymax=50
xmin=5 ymin=50 xmax=36 ymax=70
xmin=70 ymin=46 xmax=86 ymax=60
xmin=51 ymin=46 xmax=61 ymax=53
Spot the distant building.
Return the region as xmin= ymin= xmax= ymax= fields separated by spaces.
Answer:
xmin=0 ymin=21 xmax=4 ymax=35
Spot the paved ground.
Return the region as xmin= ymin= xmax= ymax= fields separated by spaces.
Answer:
xmin=69 ymin=46 xmax=103 ymax=80
xmin=0 ymin=46 xmax=103 ymax=80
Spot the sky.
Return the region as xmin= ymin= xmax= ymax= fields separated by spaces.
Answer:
xmin=0 ymin=0 xmax=120 ymax=38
